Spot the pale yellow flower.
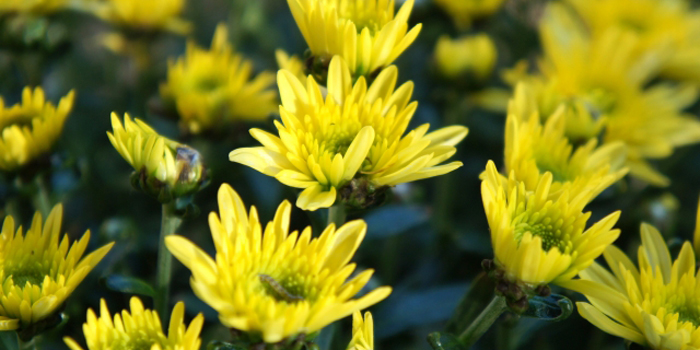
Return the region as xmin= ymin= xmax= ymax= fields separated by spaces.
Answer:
xmin=433 ymin=0 xmax=506 ymax=29
xmin=433 ymin=34 xmax=497 ymax=81
xmin=166 ymin=184 xmax=392 ymax=343
xmin=347 ymin=311 xmax=374 ymax=350
xmin=92 ymin=0 xmax=191 ymax=34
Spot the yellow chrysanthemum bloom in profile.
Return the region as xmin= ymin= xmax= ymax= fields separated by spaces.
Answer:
xmin=108 ymin=113 xmax=206 ymax=200
xmin=533 ymin=3 xmax=700 ymax=186
xmin=161 ymin=24 xmax=277 ymax=134
xmin=433 ymin=0 xmax=506 ymax=29
xmin=0 ymin=87 xmax=75 ymax=172
xmin=287 ymin=0 xmax=422 ymax=77
xmin=92 ymin=0 xmax=190 ymax=34
xmin=481 ymin=160 xmax=621 ymax=286
xmin=0 ymin=0 xmax=70 ymax=14
xmin=275 ymin=49 xmax=306 ymax=82
xmin=230 ymin=56 xmax=468 ymax=211
xmin=433 ymin=34 xmax=497 ymax=81
xmin=567 ymin=0 xmax=700 ymax=83
xmin=0 ymin=205 xmax=113 ymax=332
xmin=347 ymin=311 xmax=374 ymax=350
xmin=64 ymin=297 xmax=204 ymax=350
xmin=562 ymin=218 xmax=700 ymax=350
xmin=504 ymin=83 xmax=628 ymax=200
xmin=165 ymin=184 xmax=392 ymax=343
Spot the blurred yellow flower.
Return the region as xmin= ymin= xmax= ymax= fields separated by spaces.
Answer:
xmin=433 ymin=34 xmax=497 ymax=81
xmin=347 ymin=311 xmax=374 ymax=350
xmin=433 ymin=0 xmax=506 ymax=29
xmin=504 ymin=83 xmax=628 ymax=200
xmin=531 ymin=3 xmax=700 ymax=186
xmin=563 ymin=221 xmax=700 ymax=350
xmin=107 ymin=113 xmax=206 ymax=200
xmin=0 ymin=0 xmax=69 ymax=14
xmin=567 ymin=0 xmax=700 ymax=83
xmin=481 ymin=160 xmax=621 ymax=286
xmin=275 ymin=49 xmax=306 ymax=82
xmin=230 ymin=56 xmax=468 ymax=211
xmin=0 ymin=87 xmax=75 ymax=172
xmin=161 ymin=24 xmax=277 ymax=134
xmin=0 ymin=205 xmax=113 ymax=332
xmin=92 ymin=0 xmax=191 ymax=34
xmin=165 ymin=183 xmax=392 ymax=343
xmin=64 ymin=297 xmax=204 ymax=350
xmin=287 ymin=0 xmax=422 ymax=77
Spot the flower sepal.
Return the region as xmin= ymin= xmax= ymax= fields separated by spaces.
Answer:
xmin=482 ymin=259 xmax=553 ymax=315
xmin=211 ymin=331 xmax=320 ymax=350
xmin=16 ymin=307 xmax=65 ymax=342
xmin=338 ymin=177 xmax=390 ymax=211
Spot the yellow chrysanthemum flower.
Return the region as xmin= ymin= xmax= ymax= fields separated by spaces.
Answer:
xmin=0 ymin=0 xmax=70 ymax=14
xmin=91 ymin=0 xmax=190 ymax=34
xmin=107 ymin=113 xmax=206 ymax=200
xmin=433 ymin=34 xmax=497 ymax=81
xmin=160 ymin=24 xmax=277 ymax=134
xmin=64 ymin=297 xmax=204 ymax=350
xmin=275 ymin=49 xmax=306 ymax=83
xmin=562 ymin=219 xmax=700 ymax=350
xmin=230 ymin=56 xmax=468 ymax=211
xmin=481 ymin=160 xmax=621 ymax=286
xmin=567 ymin=0 xmax=700 ymax=83
xmin=347 ymin=311 xmax=374 ymax=350
xmin=0 ymin=205 xmax=113 ymax=332
xmin=0 ymin=87 xmax=75 ymax=172
xmin=531 ymin=3 xmax=700 ymax=186
xmin=165 ymin=184 xmax=392 ymax=343
xmin=504 ymin=83 xmax=628 ymax=200
xmin=287 ymin=0 xmax=422 ymax=77
xmin=433 ymin=0 xmax=506 ymax=29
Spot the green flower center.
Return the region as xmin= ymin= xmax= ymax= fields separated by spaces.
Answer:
xmin=535 ymin=161 xmax=569 ymax=183
xmin=0 ymin=113 xmax=39 ymax=132
xmin=114 ymin=336 xmax=166 ymax=350
xmin=5 ymin=263 xmax=48 ymax=287
xmin=194 ymin=77 xmax=224 ymax=93
xmin=259 ymin=274 xmax=308 ymax=303
xmin=514 ymin=221 xmax=572 ymax=253
xmin=667 ymin=295 xmax=700 ymax=326
xmin=583 ymin=87 xmax=617 ymax=116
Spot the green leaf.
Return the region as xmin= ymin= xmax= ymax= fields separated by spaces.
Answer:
xmin=427 ymin=332 xmax=468 ymax=350
xmin=207 ymin=341 xmax=248 ymax=350
xmin=102 ymin=275 xmax=156 ymax=298
xmin=521 ymin=293 xmax=574 ymax=321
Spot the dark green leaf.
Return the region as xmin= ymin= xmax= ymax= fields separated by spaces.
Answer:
xmin=364 ymin=205 xmax=429 ymax=239
xmin=522 ymin=293 xmax=574 ymax=321
xmin=207 ymin=341 xmax=248 ymax=350
xmin=102 ymin=275 xmax=156 ymax=298
xmin=427 ymin=332 xmax=468 ymax=350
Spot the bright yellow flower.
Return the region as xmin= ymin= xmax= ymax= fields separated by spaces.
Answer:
xmin=531 ymin=3 xmax=700 ymax=186
xmin=562 ymin=220 xmax=700 ymax=350
xmin=107 ymin=113 xmax=206 ymax=200
xmin=433 ymin=34 xmax=497 ymax=81
xmin=165 ymin=183 xmax=392 ymax=343
xmin=275 ymin=49 xmax=306 ymax=82
xmin=64 ymin=297 xmax=204 ymax=350
xmin=0 ymin=0 xmax=69 ymax=14
xmin=0 ymin=87 xmax=75 ymax=172
xmin=0 ymin=205 xmax=113 ymax=331
xmin=287 ymin=0 xmax=422 ymax=77
xmin=92 ymin=0 xmax=190 ymax=34
xmin=433 ymin=0 xmax=506 ymax=29
xmin=230 ymin=56 xmax=467 ymax=211
xmin=567 ymin=0 xmax=700 ymax=83
xmin=160 ymin=24 xmax=277 ymax=134
xmin=481 ymin=160 xmax=621 ymax=286
xmin=504 ymin=83 xmax=628 ymax=201
xmin=347 ymin=311 xmax=374 ymax=350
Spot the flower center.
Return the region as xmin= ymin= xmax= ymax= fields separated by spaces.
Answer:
xmin=667 ymin=295 xmax=700 ymax=326
xmin=259 ymin=274 xmax=308 ymax=303
xmin=336 ymin=0 xmax=392 ymax=34
xmin=5 ymin=263 xmax=48 ymax=288
xmin=535 ymin=160 xmax=569 ymax=183
xmin=583 ymin=87 xmax=617 ymax=117
xmin=0 ymin=113 xmax=39 ymax=132
xmin=194 ymin=77 xmax=224 ymax=93
xmin=514 ymin=221 xmax=572 ymax=253
xmin=114 ymin=336 xmax=165 ymax=350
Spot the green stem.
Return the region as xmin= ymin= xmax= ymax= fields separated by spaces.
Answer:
xmin=458 ymin=295 xmax=508 ymax=348
xmin=34 ymin=176 xmax=52 ymax=218
xmin=327 ymin=205 xmax=346 ymax=227
xmin=155 ymin=203 xmax=182 ymax=322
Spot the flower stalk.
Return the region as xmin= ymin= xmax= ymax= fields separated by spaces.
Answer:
xmin=155 ymin=202 xmax=183 ymax=321
xmin=327 ymin=205 xmax=346 ymax=227
xmin=33 ymin=176 xmax=52 ymax=218
xmin=457 ymin=295 xmax=507 ymax=348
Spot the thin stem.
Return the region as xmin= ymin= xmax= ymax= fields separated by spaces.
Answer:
xmin=155 ymin=203 xmax=182 ymax=322
xmin=34 ymin=176 xmax=52 ymax=218
xmin=458 ymin=295 xmax=508 ymax=348
xmin=327 ymin=205 xmax=346 ymax=227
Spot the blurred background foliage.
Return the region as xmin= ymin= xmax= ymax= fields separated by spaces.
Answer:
xmin=1 ymin=0 xmax=700 ymax=349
